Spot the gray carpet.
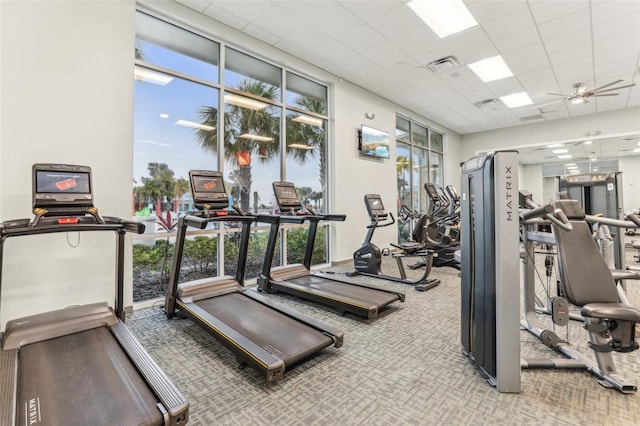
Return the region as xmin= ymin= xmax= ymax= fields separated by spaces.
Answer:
xmin=127 ymin=253 xmax=640 ymax=425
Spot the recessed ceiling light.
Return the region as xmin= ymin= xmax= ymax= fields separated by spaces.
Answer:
xmin=500 ymin=92 xmax=533 ymax=108
xmin=406 ymin=0 xmax=478 ymax=38
xmin=239 ymin=133 xmax=273 ymax=142
xmin=584 ymin=140 xmax=593 ymax=145
xmin=468 ymin=56 xmax=513 ymax=82
xmin=291 ymin=115 xmax=323 ymax=127
xmin=175 ymin=120 xmax=215 ymax=131
xmin=565 ymin=163 xmax=576 ymax=166
xmin=634 ymin=148 xmax=640 ymax=153
xmin=134 ymin=67 xmax=174 ymax=86
xmin=224 ymin=94 xmax=268 ymax=110
xmin=590 ymin=158 xmax=598 ymax=161
xmin=548 ymin=144 xmax=563 ymax=148
xmin=289 ymin=143 xmax=315 ymax=150
xmin=552 ymin=149 xmax=568 ymax=154
xmin=558 ymin=154 xmax=572 ymax=159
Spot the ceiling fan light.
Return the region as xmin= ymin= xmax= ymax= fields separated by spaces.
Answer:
xmin=571 ymin=97 xmax=586 ymax=105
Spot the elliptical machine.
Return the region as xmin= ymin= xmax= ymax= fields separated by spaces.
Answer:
xmin=349 ymin=194 xmax=440 ymax=291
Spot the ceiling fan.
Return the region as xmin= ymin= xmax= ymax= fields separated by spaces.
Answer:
xmin=536 ymin=79 xmax=636 ymax=112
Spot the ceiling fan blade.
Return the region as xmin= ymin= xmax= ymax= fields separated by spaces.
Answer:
xmin=535 ymin=98 xmax=567 ymax=108
xmin=591 ymin=93 xmax=619 ymax=97
xmin=590 ymin=79 xmax=624 ymax=93
xmin=539 ymin=99 xmax=570 ymax=113
xmin=591 ymin=83 xmax=636 ymax=94
xmin=546 ymin=92 xmax=571 ymax=97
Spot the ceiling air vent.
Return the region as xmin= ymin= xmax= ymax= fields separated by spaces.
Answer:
xmin=520 ymin=114 xmax=544 ymax=122
xmin=426 ymin=56 xmax=461 ymax=73
xmin=475 ymin=99 xmax=500 ymax=108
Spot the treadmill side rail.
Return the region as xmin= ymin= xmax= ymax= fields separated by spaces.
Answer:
xmin=111 ymin=321 xmax=189 ymax=426
xmin=243 ymin=290 xmax=344 ymax=347
xmin=177 ymin=300 xmax=287 ymax=383
xmin=0 ymin=349 xmax=17 ymax=426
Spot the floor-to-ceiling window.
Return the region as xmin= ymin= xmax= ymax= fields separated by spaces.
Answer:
xmin=395 ymin=115 xmax=446 ymax=242
xmin=132 ymin=11 xmax=329 ymax=302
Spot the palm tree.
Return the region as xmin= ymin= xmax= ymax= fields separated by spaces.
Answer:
xmin=286 ymin=98 xmax=327 ymax=192
xmin=173 ymin=177 xmax=190 ymax=212
xmin=396 ymin=155 xmax=411 ymax=202
xmin=196 ymin=79 xmax=280 ymax=211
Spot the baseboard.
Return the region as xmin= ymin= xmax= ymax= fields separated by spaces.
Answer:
xmin=332 ymin=258 xmax=352 ymax=267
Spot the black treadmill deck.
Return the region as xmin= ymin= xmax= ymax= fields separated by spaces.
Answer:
xmin=17 ymin=327 xmax=162 ymax=426
xmin=193 ymin=292 xmax=334 ymax=366
xmin=273 ymin=274 xmax=403 ymax=318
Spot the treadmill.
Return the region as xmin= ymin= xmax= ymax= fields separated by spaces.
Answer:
xmin=256 ymin=182 xmax=405 ymax=320
xmin=164 ymin=170 xmax=343 ymax=384
xmin=0 ymin=164 xmax=188 ymax=426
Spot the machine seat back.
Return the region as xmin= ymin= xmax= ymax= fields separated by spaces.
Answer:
xmin=553 ymin=199 xmax=640 ymax=353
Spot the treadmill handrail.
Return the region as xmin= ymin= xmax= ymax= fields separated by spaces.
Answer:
xmin=0 ymin=215 xmax=144 ymax=239
xmin=0 ymin=214 xmax=144 ymax=324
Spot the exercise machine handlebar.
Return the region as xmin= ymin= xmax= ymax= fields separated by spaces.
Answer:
xmin=519 ymin=199 xmax=572 ymax=232
xmin=367 ymin=212 xmax=396 ymax=229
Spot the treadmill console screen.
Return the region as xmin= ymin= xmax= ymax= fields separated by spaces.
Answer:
xmin=273 ymin=182 xmax=301 ymax=211
xmin=364 ymin=194 xmax=387 ymax=218
xmin=189 ymin=170 xmax=229 ymax=210
xmin=32 ymin=164 xmax=94 ymax=214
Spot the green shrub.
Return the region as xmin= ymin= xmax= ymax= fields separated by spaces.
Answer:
xmin=287 ymin=226 xmax=327 ymax=265
xmin=183 ymin=236 xmax=217 ymax=273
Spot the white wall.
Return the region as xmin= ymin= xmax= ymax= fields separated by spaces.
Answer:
xmin=0 ymin=1 xmax=135 ymax=328
xmin=460 ymin=107 xmax=640 ymax=161
xmin=520 ymin=164 xmax=543 ymax=202
xmin=620 ymin=156 xmax=640 ymax=212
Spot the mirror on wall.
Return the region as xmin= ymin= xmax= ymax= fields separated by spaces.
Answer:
xmin=518 ymin=133 xmax=640 ymax=176
xmin=514 ymin=133 xmax=640 ymax=211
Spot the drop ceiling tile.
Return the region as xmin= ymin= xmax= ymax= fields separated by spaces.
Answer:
xmin=509 ymin=54 xmax=551 ymax=75
xmin=443 ymin=26 xmax=493 ymax=53
xmin=177 ymin=0 xmax=211 ymax=13
xmin=481 ymin=8 xmax=536 ymax=40
xmin=492 ymin=27 xmax=541 ymax=53
xmin=548 ymin=47 xmax=592 ymax=67
xmin=591 ymin=1 xmax=640 ymax=23
xmin=529 ymin=0 xmax=589 ymax=24
xmin=241 ymin=24 xmax=282 ymax=46
xmin=368 ymin=5 xmax=422 ymax=40
xmin=595 ymin=29 xmax=640 ymax=53
xmin=501 ymin=43 xmax=548 ymax=65
xmin=544 ymin=28 xmax=592 ymax=54
xmin=276 ymin=0 xmax=338 ymax=18
xmin=596 ymin=95 xmax=629 ymax=112
xmin=345 ymin=24 xmax=393 ymax=53
xmin=485 ymin=77 xmax=526 ymax=97
xmin=593 ymin=17 xmax=640 ymax=46
xmin=202 ymin=4 xmax=249 ymax=30
xmin=465 ymin=0 xmax=528 ymax=24
xmin=538 ymin=9 xmax=591 ymax=41
xmin=307 ymin=5 xmax=365 ymax=39
xmin=340 ymin=0 xmax=400 ymax=22
xmin=593 ymin=11 xmax=640 ymax=39
xmin=213 ymin=1 xmax=287 ymax=26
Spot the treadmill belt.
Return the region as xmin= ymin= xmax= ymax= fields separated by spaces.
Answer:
xmin=284 ymin=275 xmax=400 ymax=307
xmin=17 ymin=326 xmax=162 ymax=426
xmin=195 ymin=293 xmax=333 ymax=365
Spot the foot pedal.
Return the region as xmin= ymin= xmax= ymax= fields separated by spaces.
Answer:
xmin=540 ymin=330 xmax=564 ymax=349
